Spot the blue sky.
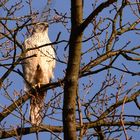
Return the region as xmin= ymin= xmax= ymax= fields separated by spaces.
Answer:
xmin=0 ymin=0 xmax=140 ymax=140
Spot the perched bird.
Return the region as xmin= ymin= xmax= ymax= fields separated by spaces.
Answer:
xmin=22 ymin=22 xmax=56 ymax=125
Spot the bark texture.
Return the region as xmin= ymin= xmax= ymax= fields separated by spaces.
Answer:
xmin=63 ymin=0 xmax=83 ymax=140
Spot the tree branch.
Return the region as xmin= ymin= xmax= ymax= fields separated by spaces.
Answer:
xmin=79 ymin=0 xmax=117 ymax=33
xmin=1 ymin=120 xmax=140 ymax=139
xmin=99 ymin=89 xmax=140 ymax=119
xmin=63 ymin=0 xmax=83 ymax=140
xmin=0 ymin=80 xmax=63 ymax=122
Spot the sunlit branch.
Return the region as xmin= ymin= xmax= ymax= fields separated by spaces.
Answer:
xmin=1 ymin=120 xmax=140 ymax=139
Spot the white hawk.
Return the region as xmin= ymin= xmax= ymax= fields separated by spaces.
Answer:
xmin=23 ymin=22 xmax=55 ymax=125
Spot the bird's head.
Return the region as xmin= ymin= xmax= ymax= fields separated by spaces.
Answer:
xmin=32 ymin=22 xmax=49 ymax=34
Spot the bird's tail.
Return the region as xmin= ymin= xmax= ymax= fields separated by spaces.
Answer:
xmin=30 ymin=92 xmax=46 ymax=126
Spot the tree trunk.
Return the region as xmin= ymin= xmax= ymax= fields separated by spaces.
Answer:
xmin=63 ymin=0 xmax=83 ymax=140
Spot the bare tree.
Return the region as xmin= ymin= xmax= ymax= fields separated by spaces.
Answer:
xmin=0 ymin=0 xmax=140 ymax=140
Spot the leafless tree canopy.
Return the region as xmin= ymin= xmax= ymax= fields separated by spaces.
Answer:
xmin=0 ymin=0 xmax=140 ymax=140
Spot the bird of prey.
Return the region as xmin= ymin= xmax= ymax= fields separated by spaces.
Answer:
xmin=22 ymin=22 xmax=56 ymax=125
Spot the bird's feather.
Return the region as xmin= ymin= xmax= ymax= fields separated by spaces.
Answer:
xmin=23 ymin=22 xmax=55 ymax=125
